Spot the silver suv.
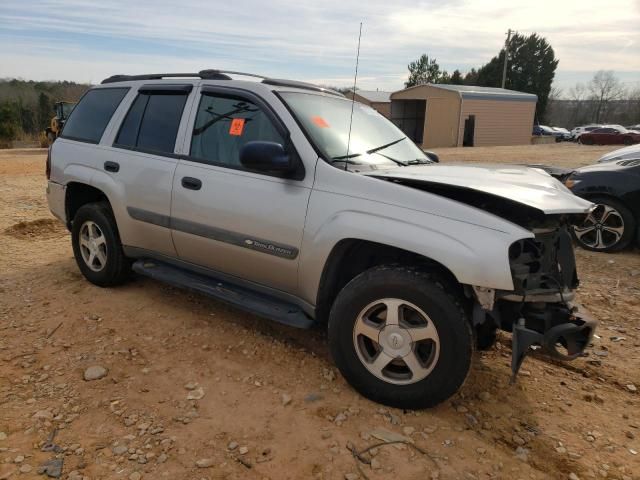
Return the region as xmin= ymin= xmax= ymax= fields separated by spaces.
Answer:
xmin=46 ymin=70 xmax=597 ymax=409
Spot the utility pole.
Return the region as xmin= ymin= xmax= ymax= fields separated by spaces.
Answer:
xmin=501 ymin=28 xmax=512 ymax=89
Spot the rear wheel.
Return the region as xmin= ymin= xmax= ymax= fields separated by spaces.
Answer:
xmin=328 ymin=266 xmax=472 ymax=409
xmin=71 ymin=202 xmax=131 ymax=286
xmin=573 ymin=196 xmax=636 ymax=252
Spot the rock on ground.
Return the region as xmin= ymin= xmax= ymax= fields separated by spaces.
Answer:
xmin=83 ymin=365 xmax=108 ymax=381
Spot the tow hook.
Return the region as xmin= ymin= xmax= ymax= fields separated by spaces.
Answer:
xmin=510 ymin=305 xmax=597 ymax=383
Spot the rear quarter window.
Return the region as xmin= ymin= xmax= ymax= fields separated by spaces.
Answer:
xmin=61 ymin=88 xmax=129 ymax=143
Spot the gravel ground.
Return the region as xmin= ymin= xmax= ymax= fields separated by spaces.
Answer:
xmin=0 ymin=145 xmax=638 ymax=480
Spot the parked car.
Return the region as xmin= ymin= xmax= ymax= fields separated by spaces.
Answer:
xmin=571 ymin=124 xmax=601 ymax=141
xmin=532 ymin=124 xmax=554 ymax=136
xmin=563 ymin=160 xmax=640 ymax=251
xmin=598 ymin=143 xmax=640 ymax=163
xmin=551 ymin=127 xmax=572 ymax=141
xmin=47 ymin=70 xmax=597 ymax=409
xmin=578 ymin=126 xmax=640 ymax=145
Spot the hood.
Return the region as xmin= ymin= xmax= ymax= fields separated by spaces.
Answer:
xmin=365 ymin=163 xmax=593 ymax=215
xmin=598 ymin=144 xmax=640 ymax=163
xmin=524 ymin=163 xmax=574 ymax=180
xmin=576 ymin=158 xmax=640 ymax=174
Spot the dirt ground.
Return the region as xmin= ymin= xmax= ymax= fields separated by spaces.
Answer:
xmin=0 ymin=144 xmax=638 ymax=480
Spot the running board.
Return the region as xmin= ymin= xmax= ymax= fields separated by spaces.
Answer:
xmin=132 ymin=259 xmax=314 ymax=329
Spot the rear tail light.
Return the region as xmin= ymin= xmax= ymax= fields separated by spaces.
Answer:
xmin=46 ymin=146 xmax=52 ymax=179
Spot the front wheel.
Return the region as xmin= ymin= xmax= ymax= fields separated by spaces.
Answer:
xmin=328 ymin=266 xmax=473 ymax=409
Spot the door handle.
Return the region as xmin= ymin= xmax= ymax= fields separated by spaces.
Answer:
xmin=181 ymin=177 xmax=202 ymax=190
xmin=104 ymin=161 xmax=120 ymax=173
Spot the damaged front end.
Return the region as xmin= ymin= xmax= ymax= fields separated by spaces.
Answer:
xmin=472 ymin=226 xmax=596 ymax=381
xmin=367 ymin=167 xmax=597 ymax=380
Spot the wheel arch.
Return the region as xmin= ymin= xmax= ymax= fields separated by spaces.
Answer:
xmin=65 ymin=182 xmax=111 ymax=230
xmin=580 ymin=191 xmax=635 ymax=219
xmin=314 ymin=239 xmax=465 ymax=323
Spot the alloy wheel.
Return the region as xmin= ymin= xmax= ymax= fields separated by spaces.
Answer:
xmin=352 ymin=298 xmax=440 ymax=385
xmin=79 ymin=220 xmax=108 ymax=272
xmin=574 ymin=204 xmax=625 ymax=250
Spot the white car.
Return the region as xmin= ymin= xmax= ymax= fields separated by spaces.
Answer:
xmin=598 ymin=143 xmax=640 ymax=163
xmin=551 ymin=127 xmax=571 ymax=141
xmin=571 ymin=125 xmax=602 ymax=140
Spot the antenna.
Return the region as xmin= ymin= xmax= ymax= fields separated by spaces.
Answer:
xmin=345 ymin=22 xmax=363 ymax=171
xmin=501 ymin=28 xmax=512 ymax=89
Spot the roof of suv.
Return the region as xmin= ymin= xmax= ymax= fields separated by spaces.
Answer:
xmin=100 ymin=69 xmax=346 ymax=98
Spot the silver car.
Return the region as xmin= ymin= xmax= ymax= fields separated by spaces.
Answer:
xmin=598 ymin=143 xmax=640 ymax=163
xmin=46 ymin=70 xmax=596 ymax=409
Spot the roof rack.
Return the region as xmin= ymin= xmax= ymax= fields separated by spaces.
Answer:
xmin=101 ymin=69 xmax=265 ymax=84
xmin=100 ymin=69 xmax=345 ymax=97
xmin=261 ymin=78 xmax=345 ymax=97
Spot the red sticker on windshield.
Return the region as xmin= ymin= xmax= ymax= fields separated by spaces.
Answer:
xmin=311 ymin=116 xmax=330 ymax=128
xmin=229 ymin=118 xmax=245 ymax=136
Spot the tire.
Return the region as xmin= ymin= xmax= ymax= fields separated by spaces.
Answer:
xmin=71 ymin=202 xmax=131 ymax=286
xmin=328 ymin=266 xmax=473 ymax=409
xmin=572 ymin=196 xmax=636 ymax=252
xmin=580 ymin=137 xmax=593 ymax=145
xmin=623 ymin=136 xmax=633 ymax=146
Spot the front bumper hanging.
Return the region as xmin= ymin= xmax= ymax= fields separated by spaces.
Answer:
xmin=510 ymin=303 xmax=597 ymax=382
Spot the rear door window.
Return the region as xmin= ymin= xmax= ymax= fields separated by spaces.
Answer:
xmin=115 ymin=86 xmax=190 ymax=155
xmin=61 ymin=88 xmax=129 ymax=143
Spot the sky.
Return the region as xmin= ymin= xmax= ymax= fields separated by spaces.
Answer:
xmin=1 ymin=0 xmax=639 ymax=96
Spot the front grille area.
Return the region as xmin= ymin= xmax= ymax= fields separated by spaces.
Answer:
xmin=508 ymin=227 xmax=578 ymax=295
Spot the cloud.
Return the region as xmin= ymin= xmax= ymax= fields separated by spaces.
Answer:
xmin=1 ymin=0 xmax=638 ymax=91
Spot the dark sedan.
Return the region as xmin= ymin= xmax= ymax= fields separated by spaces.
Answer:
xmin=563 ymin=159 xmax=640 ymax=252
xmin=578 ymin=126 xmax=640 ymax=146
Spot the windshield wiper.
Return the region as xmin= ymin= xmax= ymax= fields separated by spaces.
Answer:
xmin=375 ymin=152 xmax=407 ymax=167
xmin=331 ymin=137 xmax=406 ymax=161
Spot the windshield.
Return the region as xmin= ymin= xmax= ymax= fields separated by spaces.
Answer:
xmin=279 ymin=92 xmax=431 ymax=171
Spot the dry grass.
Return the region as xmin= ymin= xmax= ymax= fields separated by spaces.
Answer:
xmin=432 ymin=143 xmax=615 ymax=168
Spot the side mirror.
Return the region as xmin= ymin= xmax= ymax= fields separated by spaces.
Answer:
xmin=424 ymin=151 xmax=439 ymax=163
xmin=240 ymin=141 xmax=293 ymax=174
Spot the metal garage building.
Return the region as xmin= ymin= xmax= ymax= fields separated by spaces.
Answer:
xmin=390 ymin=84 xmax=537 ymax=148
xmin=345 ymin=90 xmax=392 ymax=118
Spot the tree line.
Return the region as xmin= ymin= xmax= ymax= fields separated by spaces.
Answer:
xmin=404 ymin=33 xmax=640 ymax=127
xmin=0 ymin=79 xmax=89 ymax=146
xmin=546 ymin=71 xmax=640 ymax=128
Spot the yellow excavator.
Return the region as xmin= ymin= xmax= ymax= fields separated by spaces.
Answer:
xmin=43 ymin=101 xmax=76 ymax=146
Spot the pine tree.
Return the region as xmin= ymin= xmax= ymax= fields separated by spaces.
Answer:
xmin=474 ymin=33 xmax=558 ymax=121
xmin=405 ymin=54 xmax=449 ymax=87
xmin=463 ymin=68 xmax=479 ymax=85
xmin=449 ymin=70 xmax=464 ymax=85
